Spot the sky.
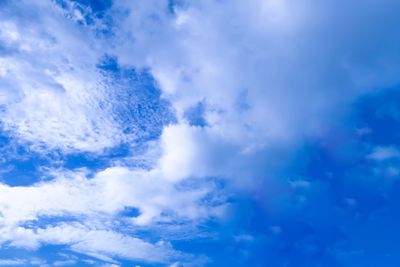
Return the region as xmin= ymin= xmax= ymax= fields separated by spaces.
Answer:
xmin=0 ymin=0 xmax=400 ymax=266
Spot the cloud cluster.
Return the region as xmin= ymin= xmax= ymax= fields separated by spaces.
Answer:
xmin=1 ymin=0 xmax=400 ymax=265
xmin=0 ymin=163 xmax=223 ymax=263
xmin=0 ymin=0 xmax=173 ymax=154
xmin=113 ymin=0 xmax=400 ymax=152
xmin=0 ymin=0 xmax=109 ymax=152
xmin=107 ymin=0 xmax=400 ymax=192
xmin=0 ymin=3 xmax=226 ymax=260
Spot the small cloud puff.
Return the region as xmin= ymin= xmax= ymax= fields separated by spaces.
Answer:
xmin=367 ymin=146 xmax=400 ymax=161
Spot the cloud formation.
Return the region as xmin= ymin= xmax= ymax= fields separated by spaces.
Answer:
xmin=0 ymin=0 xmax=400 ymax=265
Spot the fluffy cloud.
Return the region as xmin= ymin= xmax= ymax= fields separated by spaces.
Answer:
xmin=0 ymin=166 xmax=221 ymax=226
xmin=113 ymin=0 xmax=400 ymax=152
xmin=0 ymin=166 xmax=220 ymax=263
xmin=0 ymin=138 xmax=224 ymax=263
xmin=3 ymin=0 xmax=399 ymax=165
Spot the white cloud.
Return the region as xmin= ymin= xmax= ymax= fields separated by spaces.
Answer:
xmin=113 ymin=0 xmax=400 ymax=153
xmin=0 ymin=163 xmax=222 ymax=263
xmin=0 ymin=0 xmax=118 ymax=153
xmin=2 ymin=0 xmax=399 ymax=171
xmin=52 ymin=259 xmax=77 ymax=266
xmin=367 ymin=146 xmax=400 ymax=161
xmin=0 ymin=0 xmax=173 ymax=154
xmin=158 ymin=124 xmax=209 ymax=181
xmin=0 ymin=166 xmax=221 ymax=226
xmin=0 ymin=223 xmax=181 ymax=264
xmin=106 ymin=0 xmax=400 ymax=194
xmin=0 ymin=259 xmax=26 ymax=266
xmin=0 ymin=258 xmax=48 ymax=267
xmin=0 ymin=0 xmax=400 ymax=265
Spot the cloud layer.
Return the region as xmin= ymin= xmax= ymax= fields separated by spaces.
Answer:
xmin=0 ymin=0 xmax=400 ymax=266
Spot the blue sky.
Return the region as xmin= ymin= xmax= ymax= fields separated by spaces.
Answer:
xmin=0 ymin=0 xmax=400 ymax=266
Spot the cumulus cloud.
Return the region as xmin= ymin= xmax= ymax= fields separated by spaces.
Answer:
xmin=112 ymin=0 xmax=400 ymax=161
xmin=2 ymin=0 xmax=399 ymax=173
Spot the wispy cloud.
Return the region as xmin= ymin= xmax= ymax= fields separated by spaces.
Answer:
xmin=0 ymin=259 xmax=26 ymax=266
xmin=367 ymin=146 xmax=400 ymax=161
